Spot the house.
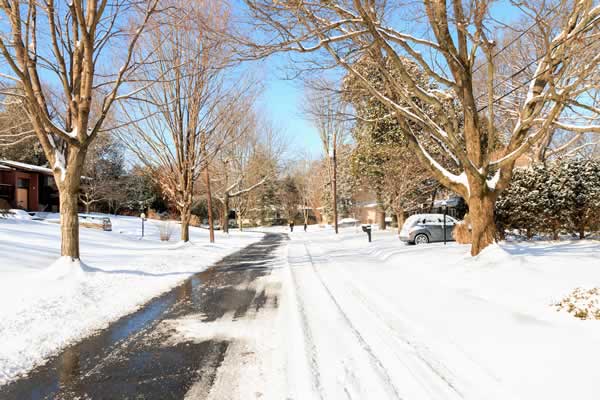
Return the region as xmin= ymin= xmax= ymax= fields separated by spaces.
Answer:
xmin=352 ymin=189 xmax=387 ymax=225
xmin=407 ymin=195 xmax=467 ymax=220
xmin=429 ymin=196 xmax=467 ymax=219
xmin=0 ymin=160 xmax=59 ymax=212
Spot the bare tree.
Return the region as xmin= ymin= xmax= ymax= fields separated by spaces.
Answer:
xmin=477 ymin=9 xmax=599 ymax=165
xmin=119 ymin=1 xmax=247 ymax=242
xmin=293 ymin=156 xmax=315 ymax=226
xmin=305 ymin=90 xmax=347 ymax=233
xmin=79 ymin=179 xmax=102 ymax=214
xmin=244 ymin=0 xmax=600 ymax=255
xmin=201 ymin=132 xmax=216 ymax=242
xmin=214 ymin=118 xmax=282 ymax=232
xmin=0 ymin=0 xmax=160 ymax=259
xmin=0 ymin=98 xmax=45 ymax=164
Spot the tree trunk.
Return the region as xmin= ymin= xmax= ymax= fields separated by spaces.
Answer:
xmin=378 ymin=210 xmax=386 ymax=230
xmin=468 ymin=193 xmax=497 ymax=256
xmin=222 ymin=193 xmax=230 ymax=234
xmin=332 ymin=150 xmax=338 ymax=234
xmin=429 ymin=188 xmax=437 ymax=212
xmin=180 ymin=204 xmax=191 ymax=242
xmin=394 ymin=207 xmax=405 ymax=234
xmin=204 ymin=166 xmax=215 ymax=243
xmin=533 ymin=128 xmax=555 ymax=163
xmin=303 ymin=204 xmax=309 ymax=225
xmin=57 ymin=149 xmax=86 ymax=260
xmin=59 ymin=185 xmax=81 ymax=259
xmin=376 ymin=194 xmax=386 ymax=230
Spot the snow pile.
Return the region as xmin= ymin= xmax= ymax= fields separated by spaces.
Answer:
xmin=0 ymin=215 xmax=263 ymax=386
xmin=469 ymin=242 xmax=513 ymax=265
xmin=3 ymin=209 xmax=33 ymax=220
xmin=555 ymin=287 xmax=600 ymax=320
xmin=40 ymin=256 xmax=89 ymax=280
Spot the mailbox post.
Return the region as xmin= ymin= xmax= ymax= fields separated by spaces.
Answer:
xmin=442 ymin=201 xmax=447 ymax=245
xmin=361 ymin=224 xmax=372 ymax=242
xmin=140 ymin=212 xmax=147 ymax=238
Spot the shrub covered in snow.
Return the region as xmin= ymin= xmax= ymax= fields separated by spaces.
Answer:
xmin=496 ymin=160 xmax=600 ymax=239
xmin=555 ymin=287 xmax=600 ymax=320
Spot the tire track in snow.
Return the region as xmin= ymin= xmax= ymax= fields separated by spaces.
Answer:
xmin=342 ymin=279 xmax=464 ymax=398
xmin=312 ymin=242 xmax=465 ymax=398
xmin=287 ymin=252 xmax=326 ymax=400
xmin=311 ymin=241 xmax=511 ymax=399
xmin=299 ymin=242 xmax=403 ymax=400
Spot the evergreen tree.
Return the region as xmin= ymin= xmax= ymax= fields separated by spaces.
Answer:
xmin=496 ymin=160 xmax=600 ymax=239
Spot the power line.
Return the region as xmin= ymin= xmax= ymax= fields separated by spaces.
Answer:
xmin=472 ymin=3 xmax=563 ymax=76
xmin=477 ymin=14 xmax=600 ymax=112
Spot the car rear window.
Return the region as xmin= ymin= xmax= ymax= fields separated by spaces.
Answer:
xmin=403 ymin=215 xmax=421 ymax=227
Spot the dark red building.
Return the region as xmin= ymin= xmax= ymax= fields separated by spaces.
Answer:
xmin=0 ymin=160 xmax=60 ymax=212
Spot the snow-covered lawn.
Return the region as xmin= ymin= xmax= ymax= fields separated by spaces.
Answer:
xmin=271 ymin=227 xmax=600 ymax=399
xmin=0 ymin=214 xmax=262 ymax=386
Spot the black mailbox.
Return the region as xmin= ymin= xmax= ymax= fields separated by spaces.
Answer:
xmin=361 ymin=224 xmax=372 ymax=242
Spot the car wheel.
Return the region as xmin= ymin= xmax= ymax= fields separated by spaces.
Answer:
xmin=414 ymin=233 xmax=429 ymax=245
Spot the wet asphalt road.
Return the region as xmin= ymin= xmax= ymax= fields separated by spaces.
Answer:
xmin=0 ymin=233 xmax=286 ymax=400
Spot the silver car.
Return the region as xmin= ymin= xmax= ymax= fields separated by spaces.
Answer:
xmin=399 ymin=213 xmax=458 ymax=244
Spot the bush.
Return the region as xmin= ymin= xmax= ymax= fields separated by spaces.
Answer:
xmin=0 ymin=198 xmax=10 ymax=210
xmin=496 ymin=160 xmax=600 ymax=239
xmin=555 ymin=288 xmax=600 ymax=320
xmin=191 ymin=199 xmax=220 ymax=222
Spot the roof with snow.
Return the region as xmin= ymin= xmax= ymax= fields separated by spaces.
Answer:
xmin=357 ymin=202 xmax=378 ymax=208
xmin=0 ymin=160 xmax=53 ymax=176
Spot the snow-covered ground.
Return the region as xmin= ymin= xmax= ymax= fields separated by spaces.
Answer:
xmin=200 ymin=226 xmax=600 ymax=399
xmin=3 ymin=218 xmax=600 ymax=398
xmin=0 ymin=213 xmax=263 ymax=386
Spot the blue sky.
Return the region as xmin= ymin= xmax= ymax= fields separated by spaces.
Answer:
xmin=256 ymin=59 xmax=323 ymax=158
xmin=244 ymin=0 xmax=520 ymax=159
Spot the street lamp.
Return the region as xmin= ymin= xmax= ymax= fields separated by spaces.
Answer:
xmin=441 ymin=201 xmax=448 ymax=245
xmin=140 ymin=212 xmax=147 ymax=239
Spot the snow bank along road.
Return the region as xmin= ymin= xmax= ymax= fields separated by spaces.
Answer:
xmin=0 ymin=233 xmax=287 ymax=399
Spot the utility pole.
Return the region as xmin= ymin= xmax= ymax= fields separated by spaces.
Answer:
xmin=332 ymin=145 xmax=338 ymax=234
xmin=202 ymin=134 xmax=215 ymax=243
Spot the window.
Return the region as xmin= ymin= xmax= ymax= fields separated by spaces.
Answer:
xmin=0 ymin=184 xmax=11 ymax=199
xmin=17 ymin=178 xmax=29 ymax=189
